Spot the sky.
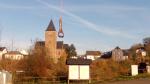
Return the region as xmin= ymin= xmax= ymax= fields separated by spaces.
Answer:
xmin=0 ymin=0 xmax=150 ymax=54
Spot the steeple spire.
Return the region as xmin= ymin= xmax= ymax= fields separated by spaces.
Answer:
xmin=58 ymin=16 xmax=64 ymax=38
xmin=46 ymin=19 xmax=56 ymax=31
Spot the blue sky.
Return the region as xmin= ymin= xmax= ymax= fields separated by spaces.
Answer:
xmin=0 ymin=0 xmax=150 ymax=54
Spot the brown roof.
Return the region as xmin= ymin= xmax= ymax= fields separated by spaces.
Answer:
xmin=57 ymin=41 xmax=69 ymax=49
xmin=66 ymin=58 xmax=92 ymax=65
xmin=86 ymin=51 xmax=101 ymax=56
xmin=6 ymin=51 xmax=22 ymax=55
xmin=0 ymin=47 xmax=6 ymax=51
xmin=63 ymin=44 xmax=69 ymax=49
xmin=57 ymin=41 xmax=63 ymax=49
xmin=35 ymin=41 xmax=45 ymax=47
xmin=122 ymin=49 xmax=130 ymax=56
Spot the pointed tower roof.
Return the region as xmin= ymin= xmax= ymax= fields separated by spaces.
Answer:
xmin=46 ymin=19 xmax=56 ymax=31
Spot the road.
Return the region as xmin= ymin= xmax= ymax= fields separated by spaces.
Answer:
xmin=103 ymin=78 xmax=150 ymax=84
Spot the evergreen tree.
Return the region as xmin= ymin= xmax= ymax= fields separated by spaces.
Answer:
xmin=65 ymin=44 xmax=77 ymax=58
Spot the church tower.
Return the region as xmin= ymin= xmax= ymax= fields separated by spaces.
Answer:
xmin=45 ymin=19 xmax=57 ymax=63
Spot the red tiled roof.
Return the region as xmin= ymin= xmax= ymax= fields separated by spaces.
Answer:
xmin=86 ymin=51 xmax=101 ymax=56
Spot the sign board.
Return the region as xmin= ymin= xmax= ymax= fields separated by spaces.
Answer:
xmin=69 ymin=65 xmax=90 ymax=80
xmin=131 ymin=65 xmax=138 ymax=76
xmin=79 ymin=65 xmax=89 ymax=79
xmin=142 ymin=51 xmax=146 ymax=56
xmin=147 ymin=66 xmax=150 ymax=73
xmin=0 ymin=71 xmax=12 ymax=84
xmin=69 ymin=65 xmax=79 ymax=79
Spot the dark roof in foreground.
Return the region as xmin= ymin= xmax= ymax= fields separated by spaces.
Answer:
xmin=101 ymin=51 xmax=112 ymax=59
xmin=66 ymin=58 xmax=92 ymax=65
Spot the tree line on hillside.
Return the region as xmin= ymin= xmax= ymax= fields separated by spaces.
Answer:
xmin=0 ymin=42 xmax=77 ymax=83
xmin=130 ymin=37 xmax=150 ymax=63
xmin=90 ymin=37 xmax=150 ymax=81
xmin=0 ymin=37 xmax=150 ymax=83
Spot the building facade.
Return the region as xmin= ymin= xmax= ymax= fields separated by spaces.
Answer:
xmin=0 ymin=47 xmax=7 ymax=60
xmin=86 ymin=51 xmax=101 ymax=60
xmin=112 ymin=47 xmax=124 ymax=61
xmin=45 ymin=20 xmax=57 ymax=62
xmin=36 ymin=18 xmax=67 ymax=63
xmin=4 ymin=51 xmax=24 ymax=60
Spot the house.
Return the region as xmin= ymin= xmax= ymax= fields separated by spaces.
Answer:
xmin=86 ymin=51 xmax=101 ymax=60
xmin=19 ymin=50 xmax=29 ymax=56
xmin=56 ymin=41 xmax=69 ymax=58
xmin=0 ymin=47 xmax=7 ymax=60
xmin=136 ymin=47 xmax=147 ymax=62
xmin=100 ymin=49 xmax=129 ymax=61
xmin=66 ymin=58 xmax=92 ymax=83
xmin=136 ymin=47 xmax=146 ymax=57
xmin=112 ymin=46 xmax=124 ymax=61
xmin=101 ymin=51 xmax=112 ymax=59
xmin=122 ymin=49 xmax=130 ymax=60
xmin=4 ymin=51 xmax=24 ymax=60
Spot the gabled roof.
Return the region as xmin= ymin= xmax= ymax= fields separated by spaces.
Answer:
xmin=46 ymin=19 xmax=56 ymax=31
xmin=86 ymin=51 xmax=101 ymax=56
xmin=63 ymin=44 xmax=69 ymax=49
xmin=0 ymin=47 xmax=6 ymax=51
xmin=57 ymin=41 xmax=63 ymax=49
xmin=35 ymin=41 xmax=45 ymax=47
xmin=122 ymin=49 xmax=130 ymax=56
xmin=57 ymin=41 xmax=69 ymax=49
xmin=66 ymin=58 xmax=92 ymax=65
xmin=6 ymin=51 xmax=22 ymax=55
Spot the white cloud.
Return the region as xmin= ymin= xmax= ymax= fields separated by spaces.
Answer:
xmin=35 ymin=0 xmax=135 ymax=39
xmin=65 ymin=4 xmax=147 ymax=14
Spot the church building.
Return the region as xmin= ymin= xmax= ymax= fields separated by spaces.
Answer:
xmin=36 ymin=17 xmax=68 ymax=63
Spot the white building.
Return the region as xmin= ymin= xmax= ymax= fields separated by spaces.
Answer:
xmin=0 ymin=47 xmax=7 ymax=60
xmin=19 ymin=50 xmax=29 ymax=56
xmin=66 ymin=58 xmax=92 ymax=83
xmin=86 ymin=51 xmax=101 ymax=60
xmin=4 ymin=51 xmax=24 ymax=60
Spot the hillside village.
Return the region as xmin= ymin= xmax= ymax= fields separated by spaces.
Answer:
xmin=0 ymin=17 xmax=150 ymax=83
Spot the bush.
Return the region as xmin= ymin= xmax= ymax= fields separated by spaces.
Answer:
xmin=90 ymin=59 xmax=131 ymax=81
